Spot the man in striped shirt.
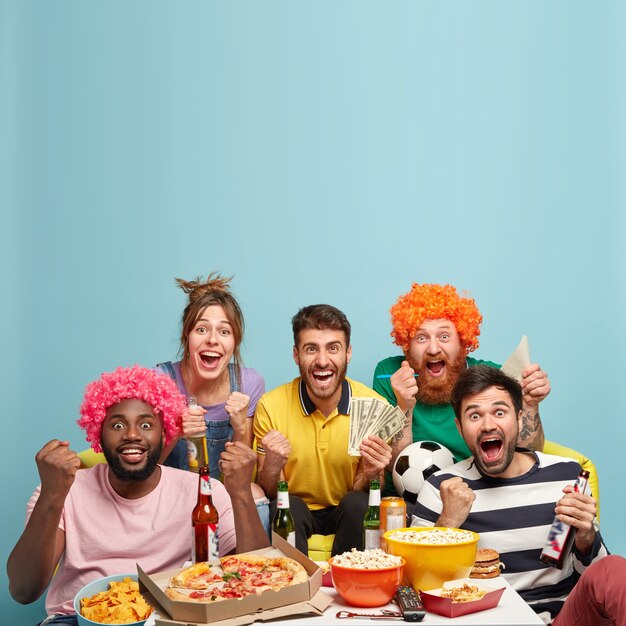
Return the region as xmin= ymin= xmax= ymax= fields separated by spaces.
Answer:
xmin=411 ymin=365 xmax=625 ymax=625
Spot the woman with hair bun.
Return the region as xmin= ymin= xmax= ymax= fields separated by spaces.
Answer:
xmin=157 ymin=273 xmax=265 ymax=480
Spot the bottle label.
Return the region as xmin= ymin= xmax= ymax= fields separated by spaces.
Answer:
xmin=187 ymin=440 xmax=199 ymax=473
xmin=189 ymin=438 xmax=209 ymax=470
xmin=541 ymin=473 xmax=590 ymax=563
xmin=200 ymin=475 xmax=212 ymax=496
xmin=286 ymin=530 xmax=296 ymax=547
xmin=208 ymin=525 xmax=219 ymax=561
xmin=541 ymin=516 xmax=570 ymax=560
xmin=368 ymin=490 xmax=381 ymax=507
xmin=574 ymin=473 xmax=590 ymax=496
xmin=277 ymin=491 xmax=290 ymax=509
xmin=365 ymin=528 xmax=380 ymax=550
xmin=193 ymin=522 xmax=219 ymax=563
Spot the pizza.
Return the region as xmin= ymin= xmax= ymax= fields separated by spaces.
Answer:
xmin=169 ymin=562 xmax=222 ymax=590
xmin=165 ymin=554 xmax=308 ymax=603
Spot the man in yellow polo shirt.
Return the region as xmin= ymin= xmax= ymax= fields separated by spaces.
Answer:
xmin=254 ymin=304 xmax=393 ymax=555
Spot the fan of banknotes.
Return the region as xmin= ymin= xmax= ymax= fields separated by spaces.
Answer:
xmin=348 ymin=397 xmax=407 ymax=456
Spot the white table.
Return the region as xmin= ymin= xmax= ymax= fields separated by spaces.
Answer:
xmin=276 ymin=581 xmax=544 ymax=625
xmin=147 ymin=579 xmax=544 ymax=626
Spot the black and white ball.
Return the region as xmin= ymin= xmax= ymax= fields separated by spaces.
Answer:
xmin=392 ymin=441 xmax=455 ymax=503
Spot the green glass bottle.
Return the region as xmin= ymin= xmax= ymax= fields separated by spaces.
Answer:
xmin=363 ymin=478 xmax=381 ymax=550
xmin=272 ymin=480 xmax=296 ymax=547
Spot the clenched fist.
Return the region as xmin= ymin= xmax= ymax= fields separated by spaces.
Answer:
xmin=36 ymin=440 xmax=81 ymax=501
xmin=391 ymin=360 xmax=418 ymax=414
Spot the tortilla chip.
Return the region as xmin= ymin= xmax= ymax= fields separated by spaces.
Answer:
xmin=79 ymin=577 xmax=152 ymax=624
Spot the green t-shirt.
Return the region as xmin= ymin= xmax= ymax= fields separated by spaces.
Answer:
xmin=373 ymin=354 xmax=500 ymax=497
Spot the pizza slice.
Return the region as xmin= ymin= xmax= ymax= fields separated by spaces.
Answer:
xmin=169 ymin=561 xmax=222 ymax=590
xmin=221 ymin=555 xmax=308 ymax=591
xmin=165 ymin=586 xmax=244 ymax=603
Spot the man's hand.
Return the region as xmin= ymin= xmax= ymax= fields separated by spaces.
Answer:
xmin=360 ymin=435 xmax=392 ymax=478
xmin=8 ymin=440 xmax=75 ymax=604
xmin=521 ymin=364 xmax=551 ymax=409
xmin=436 ymin=477 xmax=475 ymax=528
xmin=181 ymin=405 xmax=206 ymax=437
xmin=260 ymin=430 xmax=291 ymax=474
xmin=556 ymin=484 xmax=597 ymax=555
xmin=518 ymin=363 xmax=549 ymax=450
xmin=220 ymin=441 xmax=271 ymax=552
xmin=225 ymin=392 xmax=251 ymax=437
xmin=391 ymin=360 xmax=418 ymax=415
xmin=220 ymin=441 xmax=257 ymax=496
xmin=36 ymin=440 xmax=81 ymax=501
xmin=353 ymin=436 xmax=392 ymax=490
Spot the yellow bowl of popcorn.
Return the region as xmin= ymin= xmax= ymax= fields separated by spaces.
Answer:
xmin=384 ymin=527 xmax=479 ymax=591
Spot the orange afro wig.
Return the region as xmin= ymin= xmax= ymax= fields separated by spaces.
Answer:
xmin=78 ymin=365 xmax=186 ymax=453
xmin=390 ymin=284 xmax=482 ymax=354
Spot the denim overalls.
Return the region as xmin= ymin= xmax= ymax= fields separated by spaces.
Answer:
xmin=158 ymin=361 xmax=238 ymax=480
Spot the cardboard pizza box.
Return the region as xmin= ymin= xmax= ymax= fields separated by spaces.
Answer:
xmin=142 ymin=588 xmax=332 ymax=626
xmin=138 ymin=533 xmax=328 ymax=625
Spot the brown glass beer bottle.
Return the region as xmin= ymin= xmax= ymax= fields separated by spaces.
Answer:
xmin=192 ymin=465 xmax=219 ymax=563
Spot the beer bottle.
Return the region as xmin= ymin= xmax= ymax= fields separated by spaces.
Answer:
xmin=363 ymin=478 xmax=381 ymax=550
xmin=187 ymin=396 xmax=209 ymax=472
xmin=540 ymin=470 xmax=590 ymax=569
xmin=272 ymin=481 xmax=296 ymax=546
xmin=192 ymin=465 xmax=219 ymax=562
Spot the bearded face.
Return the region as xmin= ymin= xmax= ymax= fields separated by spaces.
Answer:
xmin=456 ymin=385 xmax=521 ymax=477
xmin=406 ymin=319 xmax=467 ymax=405
xmin=294 ymin=328 xmax=351 ymax=404
xmin=100 ymin=399 xmax=164 ymax=483
xmin=103 ymin=437 xmax=163 ymax=482
xmin=411 ymin=350 xmax=467 ymax=404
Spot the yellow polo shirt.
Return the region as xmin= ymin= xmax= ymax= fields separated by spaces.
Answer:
xmin=254 ymin=377 xmax=385 ymax=510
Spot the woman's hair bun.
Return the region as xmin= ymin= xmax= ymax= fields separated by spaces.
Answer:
xmin=175 ymin=273 xmax=233 ymax=302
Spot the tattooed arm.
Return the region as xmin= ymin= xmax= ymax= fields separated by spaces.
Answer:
xmin=518 ymin=364 xmax=549 ymax=450
xmin=519 ymin=406 xmax=545 ymax=450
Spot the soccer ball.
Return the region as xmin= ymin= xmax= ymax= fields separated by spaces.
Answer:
xmin=392 ymin=441 xmax=455 ymax=503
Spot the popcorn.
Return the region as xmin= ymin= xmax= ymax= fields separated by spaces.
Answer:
xmin=388 ymin=528 xmax=476 ymax=544
xmin=331 ymin=548 xmax=403 ymax=569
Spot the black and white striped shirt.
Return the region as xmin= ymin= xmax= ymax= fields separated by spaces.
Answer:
xmin=411 ymin=451 xmax=608 ymax=622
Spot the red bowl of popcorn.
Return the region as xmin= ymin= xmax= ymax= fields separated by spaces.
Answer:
xmin=329 ymin=549 xmax=405 ymax=607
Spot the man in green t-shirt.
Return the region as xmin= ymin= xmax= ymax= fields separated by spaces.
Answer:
xmin=373 ymin=283 xmax=551 ymax=497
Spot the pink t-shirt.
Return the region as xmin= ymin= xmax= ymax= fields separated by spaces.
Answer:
xmin=26 ymin=464 xmax=235 ymax=615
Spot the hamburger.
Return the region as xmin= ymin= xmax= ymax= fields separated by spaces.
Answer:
xmin=470 ymin=548 xmax=503 ymax=579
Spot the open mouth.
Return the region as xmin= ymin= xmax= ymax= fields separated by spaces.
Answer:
xmin=312 ymin=369 xmax=334 ymax=384
xmin=118 ymin=446 xmax=147 ymax=464
xmin=199 ymin=351 xmax=222 ymax=369
xmin=426 ymin=360 xmax=446 ymax=376
xmin=480 ymin=438 xmax=503 ymax=462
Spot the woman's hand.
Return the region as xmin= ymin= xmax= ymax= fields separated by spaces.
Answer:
xmin=182 ymin=404 xmax=207 ymax=437
xmin=225 ymin=391 xmax=251 ymax=438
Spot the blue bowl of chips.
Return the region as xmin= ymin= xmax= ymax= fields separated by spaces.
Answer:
xmin=73 ymin=574 xmax=152 ymax=626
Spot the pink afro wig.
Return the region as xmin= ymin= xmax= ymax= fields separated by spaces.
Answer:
xmin=390 ymin=283 xmax=483 ymax=354
xmin=78 ymin=365 xmax=186 ymax=453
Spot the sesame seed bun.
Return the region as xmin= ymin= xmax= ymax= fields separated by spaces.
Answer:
xmin=470 ymin=548 xmax=503 ymax=579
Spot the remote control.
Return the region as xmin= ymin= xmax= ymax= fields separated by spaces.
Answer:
xmin=395 ymin=585 xmax=425 ymax=622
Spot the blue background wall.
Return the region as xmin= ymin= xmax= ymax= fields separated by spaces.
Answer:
xmin=2 ymin=2 xmax=624 ymax=621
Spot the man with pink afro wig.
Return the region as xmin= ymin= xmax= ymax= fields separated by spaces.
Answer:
xmin=78 ymin=365 xmax=186 ymax=453
xmin=8 ymin=366 xmax=269 ymax=624
xmin=373 ymin=283 xmax=551 ymax=499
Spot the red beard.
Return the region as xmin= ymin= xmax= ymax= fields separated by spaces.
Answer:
xmin=410 ymin=350 xmax=467 ymax=405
